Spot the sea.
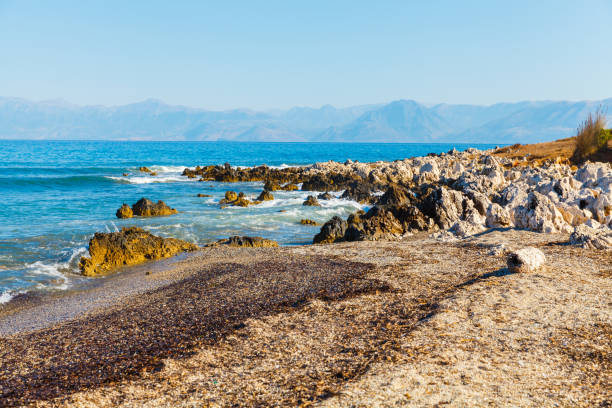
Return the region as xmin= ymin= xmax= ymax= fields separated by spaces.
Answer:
xmin=0 ymin=140 xmax=499 ymax=303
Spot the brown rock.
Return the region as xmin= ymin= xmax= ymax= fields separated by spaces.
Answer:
xmin=283 ymin=183 xmax=299 ymax=191
xmin=225 ymin=191 xmax=238 ymax=202
xmin=115 ymin=204 xmax=133 ymax=219
xmin=131 ymin=198 xmax=178 ymax=217
xmin=197 ymin=193 xmax=212 ymax=197
xmin=303 ymin=195 xmax=321 ymax=207
xmin=207 ymin=236 xmax=279 ymax=248
xmin=139 ymin=166 xmax=152 ymax=173
xmin=300 ymin=219 xmax=319 ymax=226
xmin=256 ymin=190 xmax=274 ymax=201
xmin=264 ymin=180 xmax=281 ymax=191
xmin=313 ymin=216 xmax=347 ymax=244
xmin=78 ymin=227 xmax=197 ymax=276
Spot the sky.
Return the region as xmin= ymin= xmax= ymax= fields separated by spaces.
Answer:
xmin=1 ymin=0 xmax=611 ymax=110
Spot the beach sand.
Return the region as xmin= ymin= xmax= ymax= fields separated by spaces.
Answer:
xmin=0 ymin=229 xmax=610 ymax=407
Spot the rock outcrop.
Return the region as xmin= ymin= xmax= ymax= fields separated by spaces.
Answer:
xmin=132 ymin=198 xmax=178 ymax=217
xmin=207 ymin=236 xmax=279 ymax=248
xmin=569 ymin=224 xmax=612 ymax=249
xmin=115 ymin=198 xmax=177 ymax=218
xmin=220 ymin=191 xmax=256 ymax=207
xmin=300 ymin=219 xmax=318 ymax=226
xmin=116 ymin=204 xmax=133 ymax=219
xmin=303 ymin=196 xmax=321 ymax=207
xmin=507 ymin=247 xmax=546 ymax=273
xmin=256 ymin=191 xmax=274 ymax=201
xmin=79 ymin=227 xmax=197 ymax=277
xmin=313 ymin=216 xmax=347 ymax=244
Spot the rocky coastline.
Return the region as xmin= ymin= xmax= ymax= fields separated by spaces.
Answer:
xmin=1 ymin=144 xmax=610 ymax=407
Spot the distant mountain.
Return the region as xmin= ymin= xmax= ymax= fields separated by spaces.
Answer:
xmin=0 ymin=96 xmax=610 ymax=143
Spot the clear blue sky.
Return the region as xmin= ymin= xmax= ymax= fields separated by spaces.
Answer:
xmin=1 ymin=0 xmax=611 ymax=110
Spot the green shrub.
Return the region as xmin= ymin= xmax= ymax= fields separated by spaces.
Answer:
xmin=573 ymin=110 xmax=608 ymax=160
xmin=598 ymin=128 xmax=612 ymax=148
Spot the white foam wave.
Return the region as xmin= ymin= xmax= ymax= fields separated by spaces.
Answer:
xmin=0 ymin=291 xmax=14 ymax=304
xmin=147 ymin=165 xmax=189 ymax=173
xmin=107 ymin=175 xmax=193 ymax=184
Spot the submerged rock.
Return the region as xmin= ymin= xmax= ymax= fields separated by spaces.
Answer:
xmin=223 ymin=191 xmax=238 ymax=202
xmin=507 ymin=247 xmax=546 ymax=273
xmin=303 ymin=196 xmax=321 ymax=207
xmin=132 ymin=198 xmax=178 ymax=217
xmin=116 ymin=204 xmax=133 ymax=219
xmin=139 ymin=166 xmax=152 ymax=173
xmin=197 ymin=193 xmax=212 ymax=197
xmin=79 ymin=227 xmax=197 ymax=277
xmin=208 ymin=236 xmax=278 ymax=248
xmin=300 ymin=219 xmax=319 ymax=226
xmin=317 ymin=192 xmax=334 ymax=200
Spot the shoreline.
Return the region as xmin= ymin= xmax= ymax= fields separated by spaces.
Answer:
xmin=0 ymin=230 xmax=609 ymax=406
xmin=1 ymin=140 xmax=611 ymax=406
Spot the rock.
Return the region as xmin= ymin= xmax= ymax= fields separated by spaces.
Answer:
xmin=303 ymin=195 xmax=321 ymax=206
xmin=115 ymin=204 xmax=133 ymax=219
xmin=79 ymin=227 xmax=197 ymax=276
xmin=264 ymin=180 xmax=281 ymax=191
xmin=513 ymin=191 xmax=569 ymax=233
xmin=122 ymin=173 xmax=129 ymax=177
xmin=208 ymin=236 xmax=278 ymax=248
xmin=197 ymin=193 xmax=212 ymax=197
xmin=341 ymin=183 xmax=375 ymax=204
xmin=317 ymin=192 xmax=334 ymax=200
xmin=486 ymin=203 xmax=511 ymax=228
xmin=256 ymin=190 xmax=274 ymax=201
xmin=569 ymin=225 xmax=612 ymax=249
xmin=150 ymin=171 xmax=158 ymax=176
xmin=282 ymin=183 xmax=299 ymax=191
xmin=224 ymin=191 xmax=238 ymax=202
xmin=421 ymin=187 xmax=465 ymax=229
xmin=131 ymin=198 xmax=178 ymax=217
xmin=507 ymin=247 xmax=546 ymax=273
xmin=313 ymin=216 xmax=347 ymax=244
xmin=377 ymin=185 xmax=412 ymax=207
xmin=300 ymin=219 xmax=318 ymax=225
xmin=232 ymin=197 xmax=252 ymax=207
xmin=139 ymin=166 xmax=152 ymax=173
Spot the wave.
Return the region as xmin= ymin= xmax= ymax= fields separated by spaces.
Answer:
xmin=107 ymin=175 xmax=194 ymax=184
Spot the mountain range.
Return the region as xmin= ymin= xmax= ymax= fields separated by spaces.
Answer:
xmin=0 ymin=97 xmax=610 ymax=143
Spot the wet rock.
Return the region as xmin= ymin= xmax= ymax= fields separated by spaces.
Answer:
xmin=264 ymin=180 xmax=282 ymax=191
xmin=300 ymin=219 xmax=318 ymax=226
xmin=341 ymin=183 xmax=375 ymax=204
xmin=303 ymin=195 xmax=321 ymax=207
xmin=122 ymin=173 xmax=129 ymax=177
xmin=569 ymin=224 xmax=612 ymax=249
xmin=208 ymin=236 xmax=278 ymax=248
xmin=131 ymin=198 xmax=178 ymax=217
xmin=313 ymin=216 xmax=347 ymax=244
xmin=317 ymin=192 xmax=334 ymax=200
xmin=197 ymin=193 xmax=212 ymax=197
xmin=256 ymin=190 xmax=274 ymax=201
xmin=507 ymin=247 xmax=546 ymax=273
xmin=115 ymin=204 xmax=133 ymax=219
xmin=79 ymin=227 xmax=197 ymax=276
xmin=139 ymin=166 xmax=152 ymax=173
xmin=150 ymin=171 xmax=158 ymax=176
xmin=282 ymin=183 xmax=299 ymax=191
xmin=377 ymin=185 xmax=412 ymax=207
xmin=220 ymin=191 xmax=238 ymax=204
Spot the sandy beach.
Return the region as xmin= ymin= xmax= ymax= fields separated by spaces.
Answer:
xmin=1 ymin=228 xmax=610 ymax=407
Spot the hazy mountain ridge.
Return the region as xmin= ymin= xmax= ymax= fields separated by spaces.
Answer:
xmin=0 ymin=97 xmax=610 ymax=143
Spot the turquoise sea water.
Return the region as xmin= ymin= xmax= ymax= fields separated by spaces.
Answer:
xmin=0 ymin=140 xmax=498 ymax=302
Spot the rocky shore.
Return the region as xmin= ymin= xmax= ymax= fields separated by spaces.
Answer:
xmin=182 ymin=147 xmax=612 ymax=249
xmin=1 ymin=144 xmax=610 ymax=407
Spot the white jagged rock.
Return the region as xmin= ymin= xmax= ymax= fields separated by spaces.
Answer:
xmin=507 ymin=247 xmax=546 ymax=273
xmin=569 ymin=224 xmax=612 ymax=250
